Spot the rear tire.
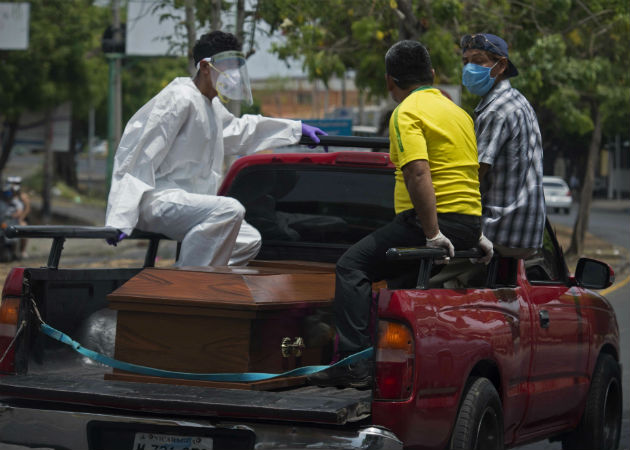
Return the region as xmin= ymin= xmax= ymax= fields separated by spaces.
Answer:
xmin=562 ymin=353 xmax=622 ymax=450
xmin=449 ymin=377 xmax=504 ymax=450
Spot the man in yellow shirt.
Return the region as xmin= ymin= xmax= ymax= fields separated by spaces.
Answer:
xmin=309 ymin=40 xmax=492 ymax=388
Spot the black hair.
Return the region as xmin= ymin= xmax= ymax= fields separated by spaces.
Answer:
xmin=193 ymin=31 xmax=242 ymax=64
xmin=385 ymin=40 xmax=434 ymax=89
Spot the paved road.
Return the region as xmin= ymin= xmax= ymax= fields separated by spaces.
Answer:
xmin=547 ymin=202 xmax=630 ymax=251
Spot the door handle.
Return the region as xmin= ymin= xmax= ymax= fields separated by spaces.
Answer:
xmin=539 ymin=310 xmax=550 ymax=328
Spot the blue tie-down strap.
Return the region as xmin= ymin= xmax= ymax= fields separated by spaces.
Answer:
xmin=40 ymin=323 xmax=374 ymax=382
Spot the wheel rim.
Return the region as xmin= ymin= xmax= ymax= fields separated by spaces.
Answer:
xmin=602 ymin=377 xmax=621 ymax=449
xmin=474 ymin=406 xmax=501 ymax=450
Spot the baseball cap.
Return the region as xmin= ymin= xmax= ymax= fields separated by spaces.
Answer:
xmin=461 ymin=33 xmax=519 ymax=78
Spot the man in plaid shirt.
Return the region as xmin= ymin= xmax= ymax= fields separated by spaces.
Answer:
xmin=460 ymin=33 xmax=546 ymax=257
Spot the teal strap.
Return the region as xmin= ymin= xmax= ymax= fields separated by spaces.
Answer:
xmin=40 ymin=323 xmax=373 ymax=382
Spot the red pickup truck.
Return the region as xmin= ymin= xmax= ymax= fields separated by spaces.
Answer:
xmin=0 ymin=137 xmax=622 ymax=450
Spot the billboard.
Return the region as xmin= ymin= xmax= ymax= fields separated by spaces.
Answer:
xmin=0 ymin=2 xmax=29 ymax=50
xmin=126 ymin=0 xmax=186 ymax=57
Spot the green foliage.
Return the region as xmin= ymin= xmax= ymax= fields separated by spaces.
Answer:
xmin=0 ymin=0 xmax=109 ymax=121
xmin=422 ymin=28 xmax=461 ymax=83
xmin=121 ymin=57 xmax=188 ymax=123
xmin=543 ymin=88 xmax=593 ymax=134
xmin=259 ymin=0 xmax=397 ymax=88
xmin=241 ymin=98 xmax=262 ymax=115
xmin=257 ymin=0 xmax=476 ymax=97
xmin=431 ymin=0 xmax=463 ymax=24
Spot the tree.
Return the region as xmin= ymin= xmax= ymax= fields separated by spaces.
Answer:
xmin=256 ymin=0 xmax=466 ymax=97
xmin=256 ymin=0 xmax=629 ymax=256
xmin=154 ymin=0 xmax=260 ymax=117
xmin=502 ymin=0 xmax=630 ymax=256
xmin=0 ymin=0 xmax=110 ymax=220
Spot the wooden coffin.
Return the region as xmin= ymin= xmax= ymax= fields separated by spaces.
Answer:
xmin=107 ymin=262 xmax=336 ymax=383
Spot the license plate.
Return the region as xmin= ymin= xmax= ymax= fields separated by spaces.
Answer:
xmin=132 ymin=433 xmax=213 ymax=450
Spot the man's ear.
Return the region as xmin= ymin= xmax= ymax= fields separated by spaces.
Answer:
xmin=492 ymin=57 xmax=508 ymax=78
xmin=385 ymin=74 xmax=395 ymax=92
xmin=201 ymin=60 xmax=213 ymax=76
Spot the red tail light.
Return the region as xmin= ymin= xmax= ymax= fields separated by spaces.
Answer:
xmin=375 ymin=320 xmax=415 ymax=400
xmin=0 ymin=268 xmax=24 ymax=374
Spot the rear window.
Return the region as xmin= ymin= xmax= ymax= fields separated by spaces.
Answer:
xmin=226 ymin=165 xmax=395 ymax=245
xmin=543 ymin=181 xmax=567 ymax=189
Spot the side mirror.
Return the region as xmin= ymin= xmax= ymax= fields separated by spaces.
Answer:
xmin=575 ymin=258 xmax=614 ymax=290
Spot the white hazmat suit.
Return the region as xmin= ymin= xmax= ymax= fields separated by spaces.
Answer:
xmin=105 ymin=77 xmax=301 ymax=266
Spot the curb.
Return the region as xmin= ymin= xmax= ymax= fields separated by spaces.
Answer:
xmin=552 ymin=224 xmax=630 ymax=279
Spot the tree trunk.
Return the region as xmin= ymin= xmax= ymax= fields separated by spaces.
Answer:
xmin=0 ymin=119 xmax=18 ymax=175
xmin=211 ymin=0 xmax=222 ymax=31
xmin=54 ymin=113 xmax=79 ymax=189
xmin=567 ymin=102 xmax=602 ymax=257
xmin=184 ymin=0 xmax=196 ymax=76
xmin=54 ymin=152 xmax=77 ymax=189
xmin=245 ymin=0 xmax=260 ymax=57
xmin=41 ymin=109 xmax=54 ymax=224
xmin=235 ymin=0 xmax=245 ymax=44
xmin=396 ymin=0 xmax=422 ymax=40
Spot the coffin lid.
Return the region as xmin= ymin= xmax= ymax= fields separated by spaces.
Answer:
xmin=107 ymin=265 xmax=335 ymax=312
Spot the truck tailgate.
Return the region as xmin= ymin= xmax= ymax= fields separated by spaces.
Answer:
xmin=0 ymin=372 xmax=371 ymax=425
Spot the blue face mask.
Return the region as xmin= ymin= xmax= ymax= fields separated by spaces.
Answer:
xmin=462 ymin=62 xmax=497 ymax=96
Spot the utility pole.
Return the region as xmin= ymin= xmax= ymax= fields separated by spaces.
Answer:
xmin=106 ymin=0 xmax=123 ymax=193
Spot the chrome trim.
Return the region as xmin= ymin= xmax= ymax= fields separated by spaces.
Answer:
xmin=0 ymin=404 xmax=403 ymax=449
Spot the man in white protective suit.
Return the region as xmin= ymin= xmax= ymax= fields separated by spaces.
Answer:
xmin=105 ymin=31 xmax=326 ymax=266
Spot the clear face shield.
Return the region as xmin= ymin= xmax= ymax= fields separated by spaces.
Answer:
xmin=197 ymin=51 xmax=253 ymax=105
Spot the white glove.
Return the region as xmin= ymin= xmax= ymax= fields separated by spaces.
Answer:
xmin=471 ymin=233 xmax=494 ymax=265
xmin=425 ymin=231 xmax=454 ymax=264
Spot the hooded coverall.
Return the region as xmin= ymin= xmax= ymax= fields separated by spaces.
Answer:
xmin=105 ymin=77 xmax=301 ymax=266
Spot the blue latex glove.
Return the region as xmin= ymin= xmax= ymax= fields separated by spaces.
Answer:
xmin=106 ymin=231 xmax=128 ymax=246
xmin=301 ymin=123 xmax=328 ymax=150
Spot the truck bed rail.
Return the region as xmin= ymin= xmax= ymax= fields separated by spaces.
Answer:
xmin=386 ymin=246 xmax=497 ymax=289
xmin=3 ymin=225 xmax=175 ymax=269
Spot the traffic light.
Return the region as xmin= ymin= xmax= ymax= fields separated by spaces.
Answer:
xmin=101 ymin=24 xmax=126 ymax=54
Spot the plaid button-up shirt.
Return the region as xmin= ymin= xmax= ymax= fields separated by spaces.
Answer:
xmin=474 ymin=79 xmax=546 ymax=249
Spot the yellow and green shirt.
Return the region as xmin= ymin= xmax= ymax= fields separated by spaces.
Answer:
xmin=389 ymin=87 xmax=481 ymax=216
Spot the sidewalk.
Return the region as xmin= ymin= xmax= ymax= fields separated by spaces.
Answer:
xmin=590 ymin=198 xmax=630 ymax=213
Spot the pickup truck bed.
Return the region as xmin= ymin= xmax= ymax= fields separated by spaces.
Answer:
xmin=1 ymin=261 xmax=369 ymax=425
xmin=0 ymin=255 xmax=384 ymax=450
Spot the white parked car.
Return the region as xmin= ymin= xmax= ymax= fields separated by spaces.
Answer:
xmin=543 ymin=176 xmax=572 ymax=214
